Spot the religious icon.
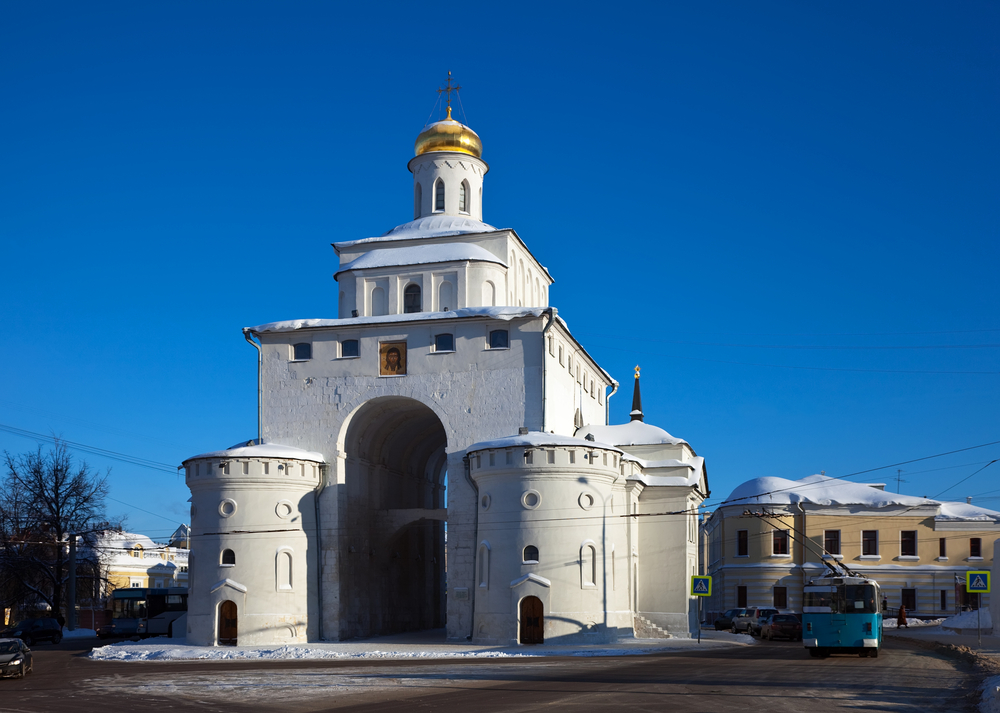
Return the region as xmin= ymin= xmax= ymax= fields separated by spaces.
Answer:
xmin=379 ymin=341 xmax=407 ymax=376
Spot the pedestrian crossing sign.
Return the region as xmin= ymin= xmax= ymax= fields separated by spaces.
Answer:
xmin=691 ymin=576 xmax=712 ymax=596
xmin=967 ymin=571 xmax=991 ymax=593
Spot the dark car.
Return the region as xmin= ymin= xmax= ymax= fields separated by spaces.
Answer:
xmin=747 ymin=608 xmax=779 ymax=637
xmin=733 ymin=607 xmax=779 ymax=636
xmin=760 ymin=613 xmax=802 ymax=641
xmin=714 ymin=608 xmax=745 ymax=631
xmin=0 ymin=639 xmax=32 ymax=678
xmin=2 ymin=618 xmax=62 ymax=646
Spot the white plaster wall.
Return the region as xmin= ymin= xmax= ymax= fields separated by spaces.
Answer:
xmin=184 ymin=456 xmax=320 ymax=646
xmin=470 ymin=446 xmax=632 ymax=644
xmin=259 ymin=315 xmax=547 ymax=640
xmin=409 ymin=152 xmax=487 ymax=221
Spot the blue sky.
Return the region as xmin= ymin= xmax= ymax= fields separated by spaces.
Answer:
xmin=1 ymin=2 xmax=997 ymax=540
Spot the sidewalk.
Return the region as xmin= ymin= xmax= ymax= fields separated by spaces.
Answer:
xmin=886 ymin=624 xmax=1000 ymax=660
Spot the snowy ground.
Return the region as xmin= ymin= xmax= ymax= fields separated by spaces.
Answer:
xmin=89 ymin=629 xmax=755 ymax=662
xmin=883 ymin=617 xmax=946 ymax=629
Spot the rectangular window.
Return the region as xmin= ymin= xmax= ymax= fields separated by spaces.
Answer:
xmin=558 ymin=345 xmax=564 ymax=366
xmin=737 ymin=585 xmax=747 ymax=608
xmin=548 ymin=336 xmax=554 ymax=356
xmin=569 ymin=450 xmax=576 ymax=464
xmin=774 ymin=586 xmax=787 ymax=609
xmin=862 ymin=530 xmax=878 ymax=556
xmin=505 ymin=450 xmax=513 ymax=465
xmin=524 ymin=450 xmax=532 ymax=464
xmin=971 ymin=538 xmax=982 ymax=558
xmin=341 ymin=339 xmax=359 ymax=358
xmin=901 ymin=588 xmax=916 ymax=611
xmin=940 ymin=589 xmax=948 ymax=610
xmin=489 ymin=452 xmax=495 ymax=466
xmin=434 ymin=333 xmax=455 ymax=352
xmin=939 ymin=537 xmax=947 ymax=558
xmin=824 ymin=530 xmax=841 ymax=556
xmin=547 ymin=450 xmax=555 ymax=464
xmin=737 ymin=530 xmax=748 ymax=557
xmin=772 ymin=529 xmax=789 ymax=555
xmin=901 ymin=530 xmax=917 ymax=557
xmin=489 ymin=329 xmax=509 ymax=349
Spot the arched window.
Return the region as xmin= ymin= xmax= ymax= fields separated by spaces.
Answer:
xmin=292 ymin=343 xmax=311 ymax=360
xmin=414 ymin=183 xmax=422 ymax=219
xmin=482 ymin=280 xmax=496 ymax=306
xmin=404 ymin=284 xmax=422 ymax=313
xmin=434 ymin=179 xmax=445 ymax=212
xmin=276 ymin=549 xmax=292 ymax=591
xmin=438 ymin=280 xmax=454 ymax=311
xmin=478 ymin=541 xmax=491 ymax=588
xmin=459 ymin=180 xmax=468 ymax=213
xmin=581 ymin=543 xmax=597 ymax=587
xmin=371 ymin=286 xmax=387 ymax=316
xmin=221 ymin=549 xmax=236 ymax=566
xmin=523 ymin=545 xmax=539 ymax=563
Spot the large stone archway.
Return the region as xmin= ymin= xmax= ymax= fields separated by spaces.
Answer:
xmin=337 ymin=396 xmax=448 ymax=639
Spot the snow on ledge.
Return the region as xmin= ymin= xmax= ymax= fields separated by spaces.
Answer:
xmin=335 ymin=242 xmax=505 ymax=277
xmin=247 ymin=307 xmax=550 ymax=334
xmin=466 ymin=431 xmax=623 ymax=455
xmin=184 ymin=441 xmax=326 ymax=464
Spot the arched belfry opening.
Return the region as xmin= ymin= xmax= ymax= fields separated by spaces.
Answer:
xmin=338 ymin=396 xmax=448 ymax=639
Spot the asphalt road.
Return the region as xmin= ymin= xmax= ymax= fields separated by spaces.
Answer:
xmin=0 ymin=636 xmax=981 ymax=712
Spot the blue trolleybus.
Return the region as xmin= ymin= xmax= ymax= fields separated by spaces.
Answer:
xmin=802 ymin=575 xmax=882 ymax=658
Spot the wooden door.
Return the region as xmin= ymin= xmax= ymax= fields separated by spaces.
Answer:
xmin=520 ymin=596 xmax=543 ymax=644
xmin=218 ymin=600 xmax=238 ymax=646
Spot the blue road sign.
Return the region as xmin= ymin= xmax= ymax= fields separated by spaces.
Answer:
xmin=691 ymin=575 xmax=712 ymax=596
xmin=968 ymin=571 xmax=991 ymax=593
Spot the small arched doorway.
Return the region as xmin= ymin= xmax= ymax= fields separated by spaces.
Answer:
xmin=520 ymin=596 xmax=544 ymax=644
xmin=218 ymin=600 xmax=238 ymax=646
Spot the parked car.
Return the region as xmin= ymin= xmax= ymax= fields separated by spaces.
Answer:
xmin=760 ymin=613 xmax=802 ymax=641
xmin=0 ymin=639 xmax=32 ymax=678
xmin=715 ymin=608 xmax=745 ymax=631
xmin=732 ymin=607 xmax=779 ymax=636
xmin=1 ymin=618 xmax=62 ymax=646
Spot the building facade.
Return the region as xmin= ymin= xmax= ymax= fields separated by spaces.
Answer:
xmin=703 ymin=474 xmax=999 ymax=620
xmin=183 ymin=96 xmax=709 ymax=646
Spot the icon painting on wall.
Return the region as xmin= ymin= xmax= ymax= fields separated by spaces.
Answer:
xmin=379 ymin=342 xmax=407 ymax=376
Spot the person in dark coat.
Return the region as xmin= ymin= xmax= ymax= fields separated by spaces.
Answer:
xmin=897 ymin=605 xmax=908 ymax=628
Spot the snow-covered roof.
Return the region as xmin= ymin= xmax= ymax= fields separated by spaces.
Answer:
xmin=247 ymin=306 xmax=550 ymax=334
xmin=335 ymin=242 xmax=505 ymax=278
xmin=466 ymin=431 xmax=623 ymax=454
xmin=721 ymin=474 xmax=934 ymax=508
xmin=936 ymin=501 xmax=1000 ymax=523
xmin=334 ymin=215 xmax=500 ymax=249
xmin=184 ymin=441 xmax=326 ymax=464
xmin=576 ymin=421 xmax=688 ymax=447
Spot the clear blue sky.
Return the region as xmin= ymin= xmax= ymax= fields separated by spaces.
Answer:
xmin=2 ymin=2 xmax=997 ymax=541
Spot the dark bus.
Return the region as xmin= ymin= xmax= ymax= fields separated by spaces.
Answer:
xmin=98 ymin=587 xmax=188 ymax=639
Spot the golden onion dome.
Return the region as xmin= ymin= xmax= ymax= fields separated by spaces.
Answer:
xmin=414 ymin=106 xmax=483 ymax=158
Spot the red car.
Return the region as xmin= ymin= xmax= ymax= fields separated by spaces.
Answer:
xmin=760 ymin=613 xmax=802 ymax=641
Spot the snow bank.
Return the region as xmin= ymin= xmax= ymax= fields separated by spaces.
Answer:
xmin=942 ymin=609 xmax=993 ymax=631
xmin=883 ymin=617 xmax=946 ymax=629
xmin=981 ymin=675 xmax=1000 ymax=713
xmin=89 ymin=633 xmax=750 ymax=663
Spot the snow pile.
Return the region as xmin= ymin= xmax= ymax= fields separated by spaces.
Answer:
xmin=336 ymin=243 xmax=505 ymax=276
xmin=981 ymin=675 xmax=1000 ymax=713
xmin=883 ymin=617 xmax=946 ymax=629
xmin=941 ymin=609 xmax=993 ymax=631
xmin=89 ymin=632 xmax=750 ymax=663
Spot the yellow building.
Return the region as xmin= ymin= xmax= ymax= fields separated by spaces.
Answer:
xmin=97 ymin=526 xmax=189 ymax=592
xmin=703 ymin=475 xmax=998 ymax=619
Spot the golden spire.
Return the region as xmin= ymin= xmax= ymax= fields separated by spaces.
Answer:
xmin=438 ymin=71 xmax=461 ymax=121
xmin=634 ymin=365 xmax=641 ymax=379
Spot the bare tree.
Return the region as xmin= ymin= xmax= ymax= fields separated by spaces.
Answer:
xmin=0 ymin=442 xmax=112 ymax=621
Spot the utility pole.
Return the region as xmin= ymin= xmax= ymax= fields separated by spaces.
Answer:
xmin=67 ymin=535 xmax=76 ymax=631
xmin=896 ymin=469 xmax=905 ymax=494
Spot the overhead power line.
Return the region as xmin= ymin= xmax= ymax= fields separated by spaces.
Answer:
xmin=0 ymin=423 xmax=178 ymax=474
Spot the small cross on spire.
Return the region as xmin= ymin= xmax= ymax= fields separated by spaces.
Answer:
xmin=437 ymin=71 xmax=461 ymax=121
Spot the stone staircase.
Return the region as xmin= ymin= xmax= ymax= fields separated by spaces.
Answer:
xmin=633 ymin=614 xmax=672 ymax=639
